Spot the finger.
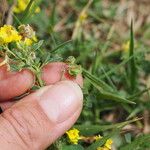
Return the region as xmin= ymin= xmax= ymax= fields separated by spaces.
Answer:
xmin=42 ymin=62 xmax=83 ymax=87
xmin=0 ymin=101 xmax=16 ymax=111
xmin=0 ymin=81 xmax=83 ymax=150
xmin=0 ymin=60 xmax=7 ymax=80
xmin=0 ymin=69 xmax=34 ymax=101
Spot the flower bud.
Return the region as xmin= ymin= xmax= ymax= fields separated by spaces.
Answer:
xmin=68 ymin=64 xmax=82 ymax=76
xmin=65 ymin=56 xmax=76 ymax=64
xmin=18 ymin=24 xmax=35 ymax=39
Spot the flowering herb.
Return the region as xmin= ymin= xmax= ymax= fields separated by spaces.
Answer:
xmin=0 ymin=24 xmax=47 ymax=87
xmin=0 ymin=24 xmax=83 ymax=89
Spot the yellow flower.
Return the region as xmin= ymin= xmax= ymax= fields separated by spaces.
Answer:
xmin=104 ymin=139 xmax=113 ymax=149
xmin=66 ymin=128 xmax=81 ymax=145
xmin=23 ymin=36 xmax=37 ymax=46
xmin=122 ymin=41 xmax=130 ymax=52
xmin=97 ymin=138 xmax=113 ymax=150
xmin=94 ymin=135 xmax=103 ymax=141
xmin=13 ymin=0 xmax=40 ymax=14
xmin=0 ymin=25 xmax=21 ymax=45
xmin=24 ymin=38 xmax=33 ymax=46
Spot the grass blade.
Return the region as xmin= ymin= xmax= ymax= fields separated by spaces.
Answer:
xmin=120 ymin=134 xmax=150 ymax=150
xmin=83 ymin=69 xmax=114 ymax=92
xmin=83 ymin=69 xmax=136 ymax=104
xmin=127 ymin=87 xmax=150 ymax=100
xmin=128 ymin=20 xmax=137 ymax=93
xmin=20 ymin=0 xmax=42 ymax=23
xmin=126 ymin=106 xmax=144 ymax=120
xmin=75 ymin=118 xmax=141 ymax=136
xmin=50 ymin=40 xmax=72 ymax=53
xmin=20 ymin=0 xmax=34 ymax=22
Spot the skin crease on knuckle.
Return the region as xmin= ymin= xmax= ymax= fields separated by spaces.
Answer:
xmin=0 ymin=99 xmax=54 ymax=150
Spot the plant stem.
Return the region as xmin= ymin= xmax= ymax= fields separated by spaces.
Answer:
xmin=4 ymin=46 xmax=17 ymax=58
xmin=36 ymin=72 xmax=44 ymax=87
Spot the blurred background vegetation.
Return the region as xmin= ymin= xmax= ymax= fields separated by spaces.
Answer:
xmin=3 ymin=0 xmax=150 ymax=149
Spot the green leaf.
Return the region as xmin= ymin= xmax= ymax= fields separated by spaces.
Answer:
xmin=98 ymin=89 xmax=135 ymax=104
xmin=75 ymin=118 xmax=140 ymax=136
xmin=13 ymin=14 xmax=22 ymax=26
xmin=127 ymin=87 xmax=150 ymax=100
xmin=31 ymin=85 xmax=40 ymax=90
xmin=120 ymin=134 xmax=150 ymax=150
xmin=126 ymin=106 xmax=143 ymax=120
xmin=100 ymin=55 xmax=134 ymax=80
xmin=31 ymin=40 xmax=44 ymax=51
xmin=83 ymin=69 xmax=114 ymax=92
xmin=50 ymin=40 xmax=72 ymax=53
xmin=124 ymin=133 xmax=131 ymax=143
xmin=0 ymin=46 xmax=3 ymax=51
xmin=83 ymin=69 xmax=135 ymax=104
xmin=62 ymin=145 xmax=84 ymax=150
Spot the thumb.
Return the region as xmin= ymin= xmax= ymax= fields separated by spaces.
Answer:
xmin=0 ymin=81 xmax=83 ymax=150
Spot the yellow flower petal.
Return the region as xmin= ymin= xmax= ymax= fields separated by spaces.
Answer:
xmin=104 ymin=139 xmax=113 ymax=149
xmin=66 ymin=128 xmax=81 ymax=145
xmin=94 ymin=135 xmax=103 ymax=141
xmin=0 ymin=25 xmax=21 ymax=45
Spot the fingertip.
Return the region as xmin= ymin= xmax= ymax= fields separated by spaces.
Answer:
xmin=42 ymin=62 xmax=83 ymax=87
xmin=34 ymin=80 xmax=83 ymax=123
xmin=58 ymin=80 xmax=83 ymax=104
xmin=41 ymin=62 xmax=65 ymax=85
xmin=0 ymin=69 xmax=35 ymax=101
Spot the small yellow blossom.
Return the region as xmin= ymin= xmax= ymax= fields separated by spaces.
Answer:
xmin=24 ymin=38 xmax=33 ymax=46
xmin=94 ymin=135 xmax=103 ymax=141
xmin=66 ymin=128 xmax=81 ymax=145
xmin=13 ymin=0 xmax=40 ymax=14
xmin=104 ymin=139 xmax=113 ymax=149
xmin=23 ymin=36 xmax=37 ymax=46
xmin=122 ymin=41 xmax=130 ymax=52
xmin=0 ymin=25 xmax=21 ymax=45
xmin=97 ymin=138 xmax=113 ymax=150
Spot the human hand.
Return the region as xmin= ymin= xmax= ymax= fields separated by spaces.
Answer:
xmin=0 ymin=62 xmax=83 ymax=150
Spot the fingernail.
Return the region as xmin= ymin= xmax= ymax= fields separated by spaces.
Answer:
xmin=37 ymin=81 xmax=83 ymax=123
